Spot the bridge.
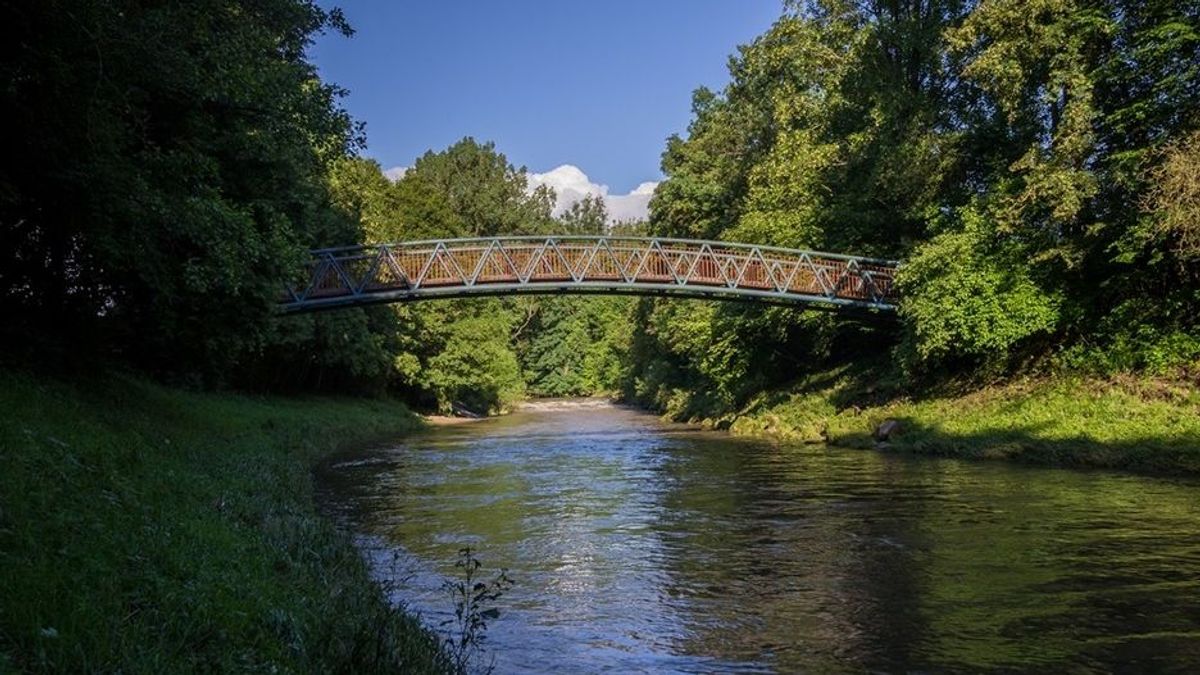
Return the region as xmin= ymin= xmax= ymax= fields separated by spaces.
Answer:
xmin=281 ymin=236 xmax=900 ymax=313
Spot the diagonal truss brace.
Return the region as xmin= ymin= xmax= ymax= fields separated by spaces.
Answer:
xmin=283 ymin=235 xmax=900 ymax=313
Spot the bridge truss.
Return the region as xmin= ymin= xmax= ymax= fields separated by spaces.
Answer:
xmin=281 ymin=236 xmax=899 ymax=313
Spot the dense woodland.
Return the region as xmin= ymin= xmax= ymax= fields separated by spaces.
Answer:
xmin=2 ymin=0 xmax=1197 ymax=416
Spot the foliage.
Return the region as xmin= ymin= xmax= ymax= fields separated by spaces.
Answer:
xmin=1142 ymin=129 xmax=1200 ymax=262
xmin=0 ymin=0 xmax=360 ymax=379
xmin=897 ymin=207 xmax=1061 ymax=367
xmin=1055 ymin=307 xmax=1200 ymax=376
xmin=329 ymin=157 xmax=412 ymax=243
xmin=5 ymin=0 xmax=1198 ymax=414
xmin=317 ymin=146 xmax=638 ymax=408
xmin=624 ymin=299 xmax=845 ymax=421
xmin=288 ymin=139 xmax=570 ymax=406
xmin=423 ymin=307 xmax=525 ymax=414
xmin=559 ymin=195 xmax=609 ymax=235
xmin=440 ymin=548 xmax=513 ymax=675
xmin=407 ymin=138 xmax=555 ymax=237
xmin=521 ymin=296 xmax=633 ymax=397
xmin=627 ymin=0 xmax=1200 ymax=417
xmin=247 ymin=308 xmax=399 ymax=394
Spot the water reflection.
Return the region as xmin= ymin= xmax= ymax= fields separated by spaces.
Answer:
xmin=317 ymin=402 xmax=1200 ymax=672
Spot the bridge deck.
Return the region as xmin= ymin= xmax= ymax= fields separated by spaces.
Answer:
xmin=282 ymin=236 xmax=899 ymax=312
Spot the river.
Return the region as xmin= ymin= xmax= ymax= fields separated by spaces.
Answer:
xmin=316 ymin=400 xmax=1200 ymax=673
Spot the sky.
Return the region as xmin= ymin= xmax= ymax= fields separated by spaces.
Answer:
xmin=309 ymin=1 xmax=782 ymax=221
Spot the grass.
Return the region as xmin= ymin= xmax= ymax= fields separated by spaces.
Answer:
xmin=0 ymin=369 xmax=450 ymax=673
xmin=721 ymin=367 xmax=1200 ymax=474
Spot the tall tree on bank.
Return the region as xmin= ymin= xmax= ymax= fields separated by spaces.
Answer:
xmin=301 ymin=141 xmax=558 ymax=410
xmin=406 ymin=138 xmax=556 ymax=237
xmin=629 ymin=0 xmax=1199 ymax=418
xmin=520 ymin=198 xmax=635 ymax=397
xmin=0 ymin=0 xmax=360 ymax=380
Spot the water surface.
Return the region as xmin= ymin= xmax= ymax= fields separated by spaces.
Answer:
xmin=317 ymin=401 xmax=1200 ymax=672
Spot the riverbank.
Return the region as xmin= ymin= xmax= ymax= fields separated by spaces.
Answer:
xmin=689 ymin=369 xmax=1200 ymax=474
xmin=0 ymin=371 xmax=449 ymax=673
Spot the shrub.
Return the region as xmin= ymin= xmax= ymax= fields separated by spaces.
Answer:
xmin=897 ymin=208 xmax=1060 ymax=370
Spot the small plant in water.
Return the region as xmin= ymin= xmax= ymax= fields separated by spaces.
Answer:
xmin=441 ymin=547 xmax=513 ymax=674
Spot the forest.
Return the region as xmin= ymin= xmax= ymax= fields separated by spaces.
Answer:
xmin=2 ymin=0 xmax=1197 ymax=416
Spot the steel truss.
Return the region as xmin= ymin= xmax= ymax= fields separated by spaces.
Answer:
xmin=281 ymin=236 xmax=900 ymax=313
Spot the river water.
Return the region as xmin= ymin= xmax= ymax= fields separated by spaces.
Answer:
xmin=317 ymin=401 xmax=1200 ymax=673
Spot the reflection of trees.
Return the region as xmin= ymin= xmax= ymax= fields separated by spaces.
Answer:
xmin=652 ymin=436 xmax=935 ymax=671
xmin=335 ymin=409 xmax=694 ymax=660
xmin=323 ymin=412 xmax=1200 ymax=671
xmin=651 ymin=440 xmax=1200 ymax=671
xmin=916 ymin=465 xmax=1200 ymax=670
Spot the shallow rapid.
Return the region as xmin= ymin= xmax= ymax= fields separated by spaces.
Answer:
xmin=317 ymin=401 xmax=1200 ymax=672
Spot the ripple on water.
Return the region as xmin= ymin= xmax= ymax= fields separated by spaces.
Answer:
xmin=317 ymin=403 xmax=1200 ymax=673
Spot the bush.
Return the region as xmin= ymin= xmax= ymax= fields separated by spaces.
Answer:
xmin=424 ymin=315 xmax=525 ymax=414
xmin=897 ymin=208 xmax=1060 ymax=370
xmin=1057 ymin=306 xmax=1200 ymax=376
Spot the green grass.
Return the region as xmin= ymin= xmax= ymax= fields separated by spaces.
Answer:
xmin=726 ymin=369 xmax=1200 ymax=474
xmin=0 ymin=370 xmax=450 ymax=673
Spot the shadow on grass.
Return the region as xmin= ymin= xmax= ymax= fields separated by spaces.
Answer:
xmin=748 ymin=355 xmax=913 ymax=415
xmin=834 ymin=417 xmax=1200 ymax=476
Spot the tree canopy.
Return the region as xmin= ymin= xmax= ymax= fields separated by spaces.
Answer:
xmin=627 ymin=0 xmax=1199 ymax=415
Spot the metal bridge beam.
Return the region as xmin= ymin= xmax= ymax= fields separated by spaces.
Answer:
xmin=281 ymin=236 xmax=900 ymax=313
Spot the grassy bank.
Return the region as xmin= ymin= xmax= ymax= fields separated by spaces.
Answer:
xmin=0 ymin=371 xmax=449 ymax=673
xmin=709 ymin=368 xmax=1200 ymax=474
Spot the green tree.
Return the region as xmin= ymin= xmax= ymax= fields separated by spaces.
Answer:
xmin=897 ymin=206 xmax=1062 ymax=369
xmin=629 ymin=0 xmax=1199 ymax=408
xmin=328 ymin=157 xmax=408 ymax=243
xmin=559 ymin=194 xmax=608 ymax=235
xmin=423 ymin=308 xmax=525 ymax=414
xmin=0 ymin=0 xmax=359 ymax=380
xmin=406 ymin=137 xmax=554 ymax=237
xmin=523 ymin=299 xmax=593 ymax=396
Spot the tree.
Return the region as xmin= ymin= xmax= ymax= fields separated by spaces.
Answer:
xmin=0 ymin=0 xmax=360 ymax=380
xmin=328 ymin=157 xmax=407 ymax=243
xmin=405 ymin=138 xmax=554 ymax=237
xmin=897 ymin=206 xmax=1062 ymax=369
xmin=424 ymin=310 xmax=525 ymax=414
xmin=629 ymin=0 xmax=1200 ymax=407
xmin=559 ymin=195 xmax=608 ymax=235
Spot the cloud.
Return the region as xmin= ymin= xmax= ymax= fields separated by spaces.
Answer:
xmin=605 ymin=181 xmax=659 ymax=223
xmin=526 ymin=164 xmax=657 ymax=223
xmin=383 ymin=166 xmax=409 ymax=181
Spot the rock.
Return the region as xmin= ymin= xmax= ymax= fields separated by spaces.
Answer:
xmin=450 ymin=401 xmax=483 ymax=418
xmin=874 ymin=419 xmax=901 ymax=442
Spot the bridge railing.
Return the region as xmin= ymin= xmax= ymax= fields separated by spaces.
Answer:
xmin=282 ymin=236 xmax=900 ymax=312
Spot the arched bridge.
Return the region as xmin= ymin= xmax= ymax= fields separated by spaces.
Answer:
xmin=281 ymin=236 xmax=900 ymax=313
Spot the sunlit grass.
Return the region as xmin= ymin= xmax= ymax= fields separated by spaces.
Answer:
xmin=0 ymin=370 xmax=449 ymax=673
xmin=732 ymin=372 xmax=1200 ymax=473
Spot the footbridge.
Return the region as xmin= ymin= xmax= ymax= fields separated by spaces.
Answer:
xmin=281 ymin=236 xmax=899 ymax=313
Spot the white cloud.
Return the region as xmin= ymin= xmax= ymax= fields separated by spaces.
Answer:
xmin=383 ymin=166 xmax=409 ymax=181
xmin=526 ymin=164 xmax=657 ymax=223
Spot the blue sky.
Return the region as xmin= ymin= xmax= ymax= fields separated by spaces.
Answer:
xmin=310 ymin=2 xmax=782 ymax=219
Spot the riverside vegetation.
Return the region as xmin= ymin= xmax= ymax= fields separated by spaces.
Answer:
xmin=721 ymin=364 xmax=1200 ymax=473
xmin=614 ymin=0 xmax=1199 ymax=471
xmin=0 ymin=370 xmax=448 ymax=673
xmin=2 ymin=0 xmax=1198 ymax=670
